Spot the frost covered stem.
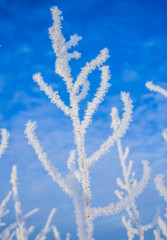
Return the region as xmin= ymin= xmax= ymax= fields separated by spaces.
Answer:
xmin=91 ymin=160 xmax=150 ymax=218
xmin=146 ymin=81 xmax=167 ymax=98
xmin=10 ymin=165 xmax=28 ymax=240
xmin=25 ymin=121 xmax=70 ymax=195
xmin=0 ymin=128 xmax=10 ymax=159
xmin=117 ymin=140 xmax=144 ymax=240
xmin=131 ymin=203 xmax=144 ymax=240
xmin=70 ymin=98 xmax=93 ymax=240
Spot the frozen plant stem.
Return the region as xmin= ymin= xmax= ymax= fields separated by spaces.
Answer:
xmin=10 ymin=165 xmax=28 ymax=240
xmin=0 ymin=191 xmax=12 ymax=227
xmin=25 ymin=6 xmax=147 ymax=240
xmin=35 ymin=208 xmax=56 ymax=240
xmin=0 ymin=128 xmax=10 ymax=159
xmin=154 ymin=175 xmax=167 ymax=238
xmin=146 ymin=81 xmax=167 ymax=141
xmin=146 ymin=81 xmax=167 ymax=239
xmin=118 ymin=140 xmax=144 ymax=240
xmin=111 ymin=107 xmax=156 ymax=240
xmin=146 ymin=81 xmax=167 ymax=98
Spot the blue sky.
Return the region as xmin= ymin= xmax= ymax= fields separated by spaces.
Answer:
xmin=0 ymin=0 xmax=167 ymax=239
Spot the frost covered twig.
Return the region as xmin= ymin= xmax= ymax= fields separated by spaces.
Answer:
xmin=146 ymin=81 xmax=167 ymax=239
xmin=154 ymin=175 xmax=167 ymax=238
xmin=81 ymin=61 xmax=111 ymax=131
xmin=0 ymin=208 xmax=39 ymax=240
xmin=155 ymin=174 xmax=167 ymax=203
xmin=25 ymin=120 xmax=70 ymax=195
xmin=146 ymin=81 xmax=167 ymax=98
xmin=33 ymin=73 xmax=71 ymax=116
xmin=91 ymin=160 xmax=151 ymax=218
xmin=0 ymin=128 xmax=9 ymax=159
xmin=52 ymin=225 xmax=61 ymax=240
xmin=146 ymin=81 xmax=167 ymax=141
xmin=88 ymin=92 xmax=133 ymax=167
xmin=111 ymin=107 xmax=155 ymax=240
xmin=0 ymin=128 xmax=10 ymax=227
xmin=10 ymin=165 xmax=28 ymax=240
xmin=0 ymin=191 xmax=12 ymax=227
xmin=74 ymin=48 xmax=109 ymax=95
xmin=35 ymin=208 xmax=56 ymax=240
xmin=1 ymin=160 xmax=62 ymax=239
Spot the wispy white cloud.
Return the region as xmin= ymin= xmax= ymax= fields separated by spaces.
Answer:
xmin=122 ymin=69 xmax=138 ymax=82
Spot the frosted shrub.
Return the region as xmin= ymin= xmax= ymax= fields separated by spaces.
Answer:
xmin=146 ymin=81 xmax=167 ymax=239
xmin=24 ymin=6 xmax=152 ymax=240
xmin=0 ymin=129 xmax=64 ymax=239
xmin=1 ymin=163 xmax=64 ymax=240
xmin=111 ymin=107 xmax=157 ymax=240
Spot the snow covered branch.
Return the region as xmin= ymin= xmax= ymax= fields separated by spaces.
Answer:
xmin=10 ymin=165 xmax=28 ymax=240
xmin=33 ymin=73 xmax=71 ymax=116
xmin=155 ymin=174 xmax=167 ymax=203
xmin=146 ymin=81 xmax=167 ymax=98
xmin=91 ymin=160 xmax=151 ymax=218
xmin=74 ymin=48 xmax=109 ymax=95
xmin=35 ymin=208 xmax=56 ymax=240
xmin=0 ymin=191 xmax=12 ymax=227
xmin=0 ymin=128 xmax=9 ymax=159
xmin=88 ymin=92 xmax=133 ymax=166
xmin=81 ymin=65 xmax=111 ymax=131
xmin=24 ymin=120 xmax=70 ymax=195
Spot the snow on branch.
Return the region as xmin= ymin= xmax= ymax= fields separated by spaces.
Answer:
xmin=81 ymin=65 xmax=111 ymax=131
xmin=110 ymin=106 xmax=157 ymax=239
xmin=142 ymin=208 xmax=159 ymax=232
xmin=33 ymin=73 xmax=71 ymax=116
xmin=66 ymin=233 xmax=71 ymax=240
xmin=74 ymin=48 xmax=109 ymax=95
xmin=52 ymin=225 xmax=61 ymax=240
xmin=0 ymin=208 xmax=39 ymax=240
xmin=0 ymin=208 xmax=39 ymax=239
xmin=122 ymin=216 xmax=137 ymax=240
xmin=35 ymin=208 xmax=56 ymax=240
xmin=10 ymin=165 xmax=28 ymax=240
xmin=91 ymin=160 xmax=150 ymax=218
xmin=49 ymin=6 xmax=81 ymax=87
xmin=146 ymin=81 xmax=167 ymax=143
xmin=155 ymin=174 xmax=167 ymax=203
xmin=24 ymin=120 xmax=70 ymax=195
xmin=157 ymin=216 xmax=167 ymax=238
xmin=0 ymin=128 xmax=10 ymax=159
xmin=146 ymin=81 xmax=167 ymax=98
xmin=0 ymin=191 xmax=12 ymax=227
xmin=77 ymin=80 xmax=90 ymax=103
xmin=66 ymin=34 xmax=82 ymax=50
xmin=88 ymin=92 xmax=133 ymax=167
